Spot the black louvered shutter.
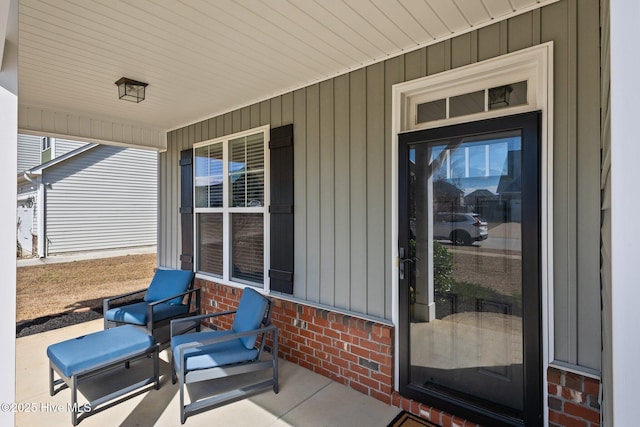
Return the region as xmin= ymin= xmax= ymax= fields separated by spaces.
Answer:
xmin=269 ymin=124 xmax=294 ymax=294
xmin=180 ymin=149 xmax=194 ymax=271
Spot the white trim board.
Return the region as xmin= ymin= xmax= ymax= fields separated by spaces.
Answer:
xmin=18 ymin=105 xmax=165 ymax=152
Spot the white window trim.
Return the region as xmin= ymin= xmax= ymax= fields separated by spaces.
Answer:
xmin=41 ymin=136 xmax=50 ymax=152
xmin=193 ymin=124 xmax=271 ymax=292
xmin=391 ymin=42 xmax=554 ymax=423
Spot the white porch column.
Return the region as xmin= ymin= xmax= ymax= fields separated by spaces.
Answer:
xmin=609 ymin=0 xmax=640 ymax=425
xmin=0 ymin=0 xmax=18 ymax=424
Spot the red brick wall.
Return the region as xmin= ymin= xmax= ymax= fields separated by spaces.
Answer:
xmin=196 ymin=279 xmax=477 ymax=426
xmin=548 ymin=367 xmax=601 ymax=427
xmin=196 ymin=279 xmax=601 ymax=427
xmin=196 ymin=278 xmax=395 ymax=400
xmin=391 ymin=393 xmax=481 ymax=427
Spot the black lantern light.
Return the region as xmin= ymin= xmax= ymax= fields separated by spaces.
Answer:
xmin=115 ymin=77 xmax=148 ymax=103
xmin=488 ymin=84 xmax=513 ymax=109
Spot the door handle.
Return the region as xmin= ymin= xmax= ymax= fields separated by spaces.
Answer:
xmin=399 ymin=246 xmax=418 ymax=280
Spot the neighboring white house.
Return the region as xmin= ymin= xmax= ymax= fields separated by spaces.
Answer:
xmin=16 ymin=134 xmax=41 ymax=175
xmin=17 ymin=135 xmax=158 ymax=257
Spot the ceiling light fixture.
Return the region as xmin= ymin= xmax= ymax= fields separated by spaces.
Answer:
xmin=115 ymin=77 xmax=148 ymax=103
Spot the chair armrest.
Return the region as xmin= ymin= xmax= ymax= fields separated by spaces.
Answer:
xmin=103 ymin=288 xmax=147 ymax=312
xmin=147 ymin=287 xmax=201 ymax=307
xmin=170 ymin=310 xmax=237 ymax=338
xmin=146 ymin=288 xmax=202 ymax=331
xmin=174 ymin=324 xmax=278 ymax=370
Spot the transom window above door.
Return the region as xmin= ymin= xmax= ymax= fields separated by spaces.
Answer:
xmin=416 ymin=81 xmax=528 ymax=125
xmin=395 ymin=43 xmax=552 ymax=132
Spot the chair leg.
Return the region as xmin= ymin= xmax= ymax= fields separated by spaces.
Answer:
xmin=49 ymin=363 xmax=54 ymax=396
xmin=71 ymin=375 xmax=78 ymax=426
xmin=171 ymin=354 xmax=177 ymax=384
xmin=179 ymin=373 xmax=186 ymax=424
xmin=154 ymin=347 xmax=160 ymax=390
xmin=273 ymin=356 xmax=279 ymax=393
xmin=273 ymin=332 xmax=279 ymax=394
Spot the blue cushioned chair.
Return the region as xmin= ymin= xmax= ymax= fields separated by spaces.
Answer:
xmin=103 ymin=269 xmax=200 ymax=345
xmin=170 ymin=287 xmax=278 ymax=424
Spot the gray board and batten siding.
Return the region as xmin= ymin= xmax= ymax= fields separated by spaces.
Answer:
xmin=44 ymin=144 xmax=158 ymax=254
xmin=159 ymin=0 xmax=601 ymax=372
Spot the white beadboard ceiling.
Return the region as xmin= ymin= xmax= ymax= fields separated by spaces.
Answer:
xmin=17 ymin=0 xmax=556 ymax=138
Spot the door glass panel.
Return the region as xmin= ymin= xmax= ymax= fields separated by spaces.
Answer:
xmin=408 ymin=130 xmax=524 ymax=416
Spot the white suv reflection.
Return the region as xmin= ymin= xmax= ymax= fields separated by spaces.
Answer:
xmin=433 ymin=212 xmax=488 ymax=245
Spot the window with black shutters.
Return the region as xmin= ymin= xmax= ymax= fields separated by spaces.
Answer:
xmin=188 ymin=123 xmax=294 ymax=294
xmin=193 ymin=126 xmax=268 ymax=288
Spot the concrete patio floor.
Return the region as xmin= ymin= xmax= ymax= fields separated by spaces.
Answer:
xmin=15 ymin=319 xmax=401 ymax=427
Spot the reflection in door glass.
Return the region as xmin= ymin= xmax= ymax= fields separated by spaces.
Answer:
xmin=408 ymin=130 xmax=524 ymax=417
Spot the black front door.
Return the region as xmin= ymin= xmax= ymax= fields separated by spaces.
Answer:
xmin=398 ymin=112 xmax=542 ymax=426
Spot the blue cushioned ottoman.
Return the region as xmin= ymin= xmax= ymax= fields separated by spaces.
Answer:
xmin=47 ymin=325 xmax=159 ymax=425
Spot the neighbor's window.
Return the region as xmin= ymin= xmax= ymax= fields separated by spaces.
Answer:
xmin=194 ymin=127 xmax=268 ymax=287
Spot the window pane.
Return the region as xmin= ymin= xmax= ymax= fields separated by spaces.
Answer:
xmin=197 ymin=213 xmax=223 ymax=276
xmin=449 ymin=146 xmax=465 ymax=180
xmin=417 ymin=99 xmax=446 ymax=123
xmin=230 ymin=136 xmax=246 ymax=165
xmin=229 ymin=134 xmax=264 ymax=207
xmin=468 ymin=144 xmax=487 ymax=177
xmin=195 ymin=143 xmax=223 ymax=208
xmin=232 ymin=213 xmax=263 ymax=284
xmin=246 ymin=133 xmax=265 ymax=170
xmin=489 ymin=81 xmax=527 ymax=110
xmin=450 ymin=90 xmax=484 ymax=117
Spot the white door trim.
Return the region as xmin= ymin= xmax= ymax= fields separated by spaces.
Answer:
xmin=390 ymin=41 xmax=554 ymax=423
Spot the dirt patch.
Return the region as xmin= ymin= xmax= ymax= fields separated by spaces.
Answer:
xmin=450 ymin=251 xmax=521 ymax=297
xmin=487 ymin=222 xmax=521 ymax=239
xmin=16 ymin=253 xmax=156 ymax=324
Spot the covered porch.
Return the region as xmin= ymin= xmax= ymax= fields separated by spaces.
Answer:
xmin=15 ymin=319 xmax=399 ymax=426
xmin=3 ymin=0 xmax=640 ymax=426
